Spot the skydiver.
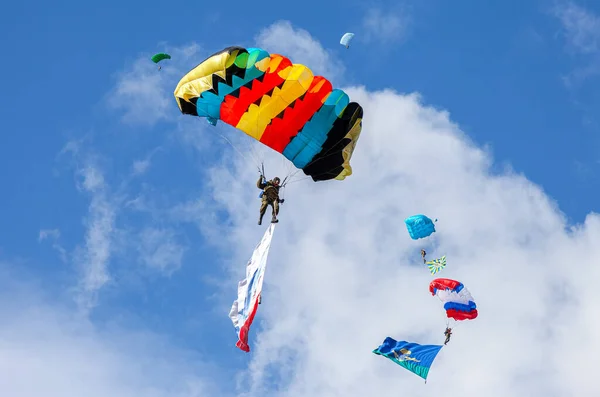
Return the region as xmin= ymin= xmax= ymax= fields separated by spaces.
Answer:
xmin=421 ymin=249 xmax=427 ymax=264
xmin=257 ymin=174 xmax=284 ymax=225
xmin=444 ymin=327 xmax=452 ymax=345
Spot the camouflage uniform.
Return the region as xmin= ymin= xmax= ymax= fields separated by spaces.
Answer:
xmin=257 ymin=176 xmax=283 ymax=224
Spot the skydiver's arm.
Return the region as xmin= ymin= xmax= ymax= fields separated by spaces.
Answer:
xmin=257 ymin=176 xmax=266 ymax=189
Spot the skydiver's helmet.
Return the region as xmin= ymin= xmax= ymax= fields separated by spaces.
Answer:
xmin=273 ymin=177 xmax=281 ymax=186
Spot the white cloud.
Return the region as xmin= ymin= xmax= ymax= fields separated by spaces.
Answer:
xmin=255 ymin=21 xmax=345 ymax=83
xmin=132 ymin=158 xmax=151 ymax=175
xmin=553 ymin=2 xmax=600 ymax=54
xmin=173 ymin=25 xmax=600 ymax=397
xmin=137 ymin=227 xmax=186 ymax=275
xmin=58 ymin=143 xmax=122 ymax=312
xmin=362 ymin=7 xmax=411 ymax=44
xmin=72 ymin=162 xmax=117 ymax=312
xmin=38 ymin=229 xmax=67 ymax=263
xmin=131 ymin=147 xmax=163 ymax=177
xmin=107 ymin=43 xmax=203 ymax=126
xmin=38 ymin=229 xmax=60 ymax=241
xmin=552 ymin=2 xmax=600 ymax=86
xmin=0 ymin=266 xmax=225 ymax=397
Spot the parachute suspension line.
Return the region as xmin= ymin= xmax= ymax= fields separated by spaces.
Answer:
xmin=280 ymin=170 xmax=306 ymax=191
xmin=284 ymin=174 xmax=312 ymax=185
xmin=213 ymin=128 xmax=260 ymax=171
xmin=277 ymin=169 xmax=298 ymax=200
xmin=185 ymin=99 xmax=265 ymax=174
xmin=247 ymin=141 xmax=266 ymax=172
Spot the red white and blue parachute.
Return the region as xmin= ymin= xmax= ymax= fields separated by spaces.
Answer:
xmin=429 ymin=278 xmax=478 ymax=321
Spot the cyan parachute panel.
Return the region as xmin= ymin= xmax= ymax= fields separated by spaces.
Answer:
xmin=405 ymin=214 xmax=436 ymax=240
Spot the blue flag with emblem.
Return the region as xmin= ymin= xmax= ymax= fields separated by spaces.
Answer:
xmin=372 ymin=337 xmax=443 ymax=381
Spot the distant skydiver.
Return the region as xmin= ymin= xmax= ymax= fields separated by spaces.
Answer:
xmin=257 ymin=174 xmax=284 ymax=225
xmin=151 ymin=53 xmax=171 ymax=71
xmin=444 ymin=327 xmax=452 ymax=345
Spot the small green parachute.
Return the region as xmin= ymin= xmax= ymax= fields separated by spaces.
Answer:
xmin=151 ymin=53 xmax=171 ymax=70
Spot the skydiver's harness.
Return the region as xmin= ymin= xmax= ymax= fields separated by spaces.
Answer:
xmin=257 ymin=164 xmax=288 ymax=199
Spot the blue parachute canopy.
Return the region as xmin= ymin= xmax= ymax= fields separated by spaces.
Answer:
xmin=340 ymin=32 xmax=355 ymax=48
xmin=405 ymin=214 xmax=436 ymax=240
xmin=372 ymin=337 xmax=443 ymax=380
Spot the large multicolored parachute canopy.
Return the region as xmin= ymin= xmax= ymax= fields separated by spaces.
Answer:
xmin=405 ymin=214 xmax=436 ymax=240
xmin=229 ymin=223 xmax=275 ymax=352
xmin=429 ymin=278 xmax=478 ymax=321
xmin=373 ymin=337 xmax=443 ymax=381
xmin=173 ymin=46 xmax=363 ymax=182
xmin=340 ymin=33 xmax=355 ymax=48
xmin=151 ymin=53 xmax=171 ymax=63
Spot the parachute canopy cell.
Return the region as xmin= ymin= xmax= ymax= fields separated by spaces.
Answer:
xmin=151 ymin=53 xmax=171 ymax=63
xmin=173 ymin=46 xmax=363 ymax=182
xmin=340 ymin=33 xmax=355 ymax=48
xmin=429 ymin=278 xmax=478 ymax=321
xmin=405 ymin=214 xmax=436 ymax=240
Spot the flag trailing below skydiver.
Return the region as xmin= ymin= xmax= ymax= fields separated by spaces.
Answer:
xmin=405 ymin=214 xmax=437 ymax=240
xmin=229 ymin=223 xmax=275 ymax=352
xmin=372 ymin=337 xmax=443 ymax=381
xmin=426 ymin=255 xmax=447 ymax=275
xmin=420 ymin=250 xmax=446 ymax=274
xmin=173 ymin=46 xmax=363 ymax=182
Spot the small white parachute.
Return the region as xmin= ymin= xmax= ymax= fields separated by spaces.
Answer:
xmin=340 ymin=32 xmax=355 ymax=49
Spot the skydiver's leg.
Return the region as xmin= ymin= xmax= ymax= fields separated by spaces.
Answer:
xmin=259 ymin=199 xmax=268 ymax=225
xmin=271 ymin=200 xmax=279 ymax=222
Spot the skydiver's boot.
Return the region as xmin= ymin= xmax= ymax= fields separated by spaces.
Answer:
xmin=258 ymin=215 xmax=263 ymax=225
xmin=271 ymin=215 xmax=278 ymax=223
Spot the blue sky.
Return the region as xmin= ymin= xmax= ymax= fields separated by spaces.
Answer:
xmin=1 ymin=1 xmax=599 ymax=396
